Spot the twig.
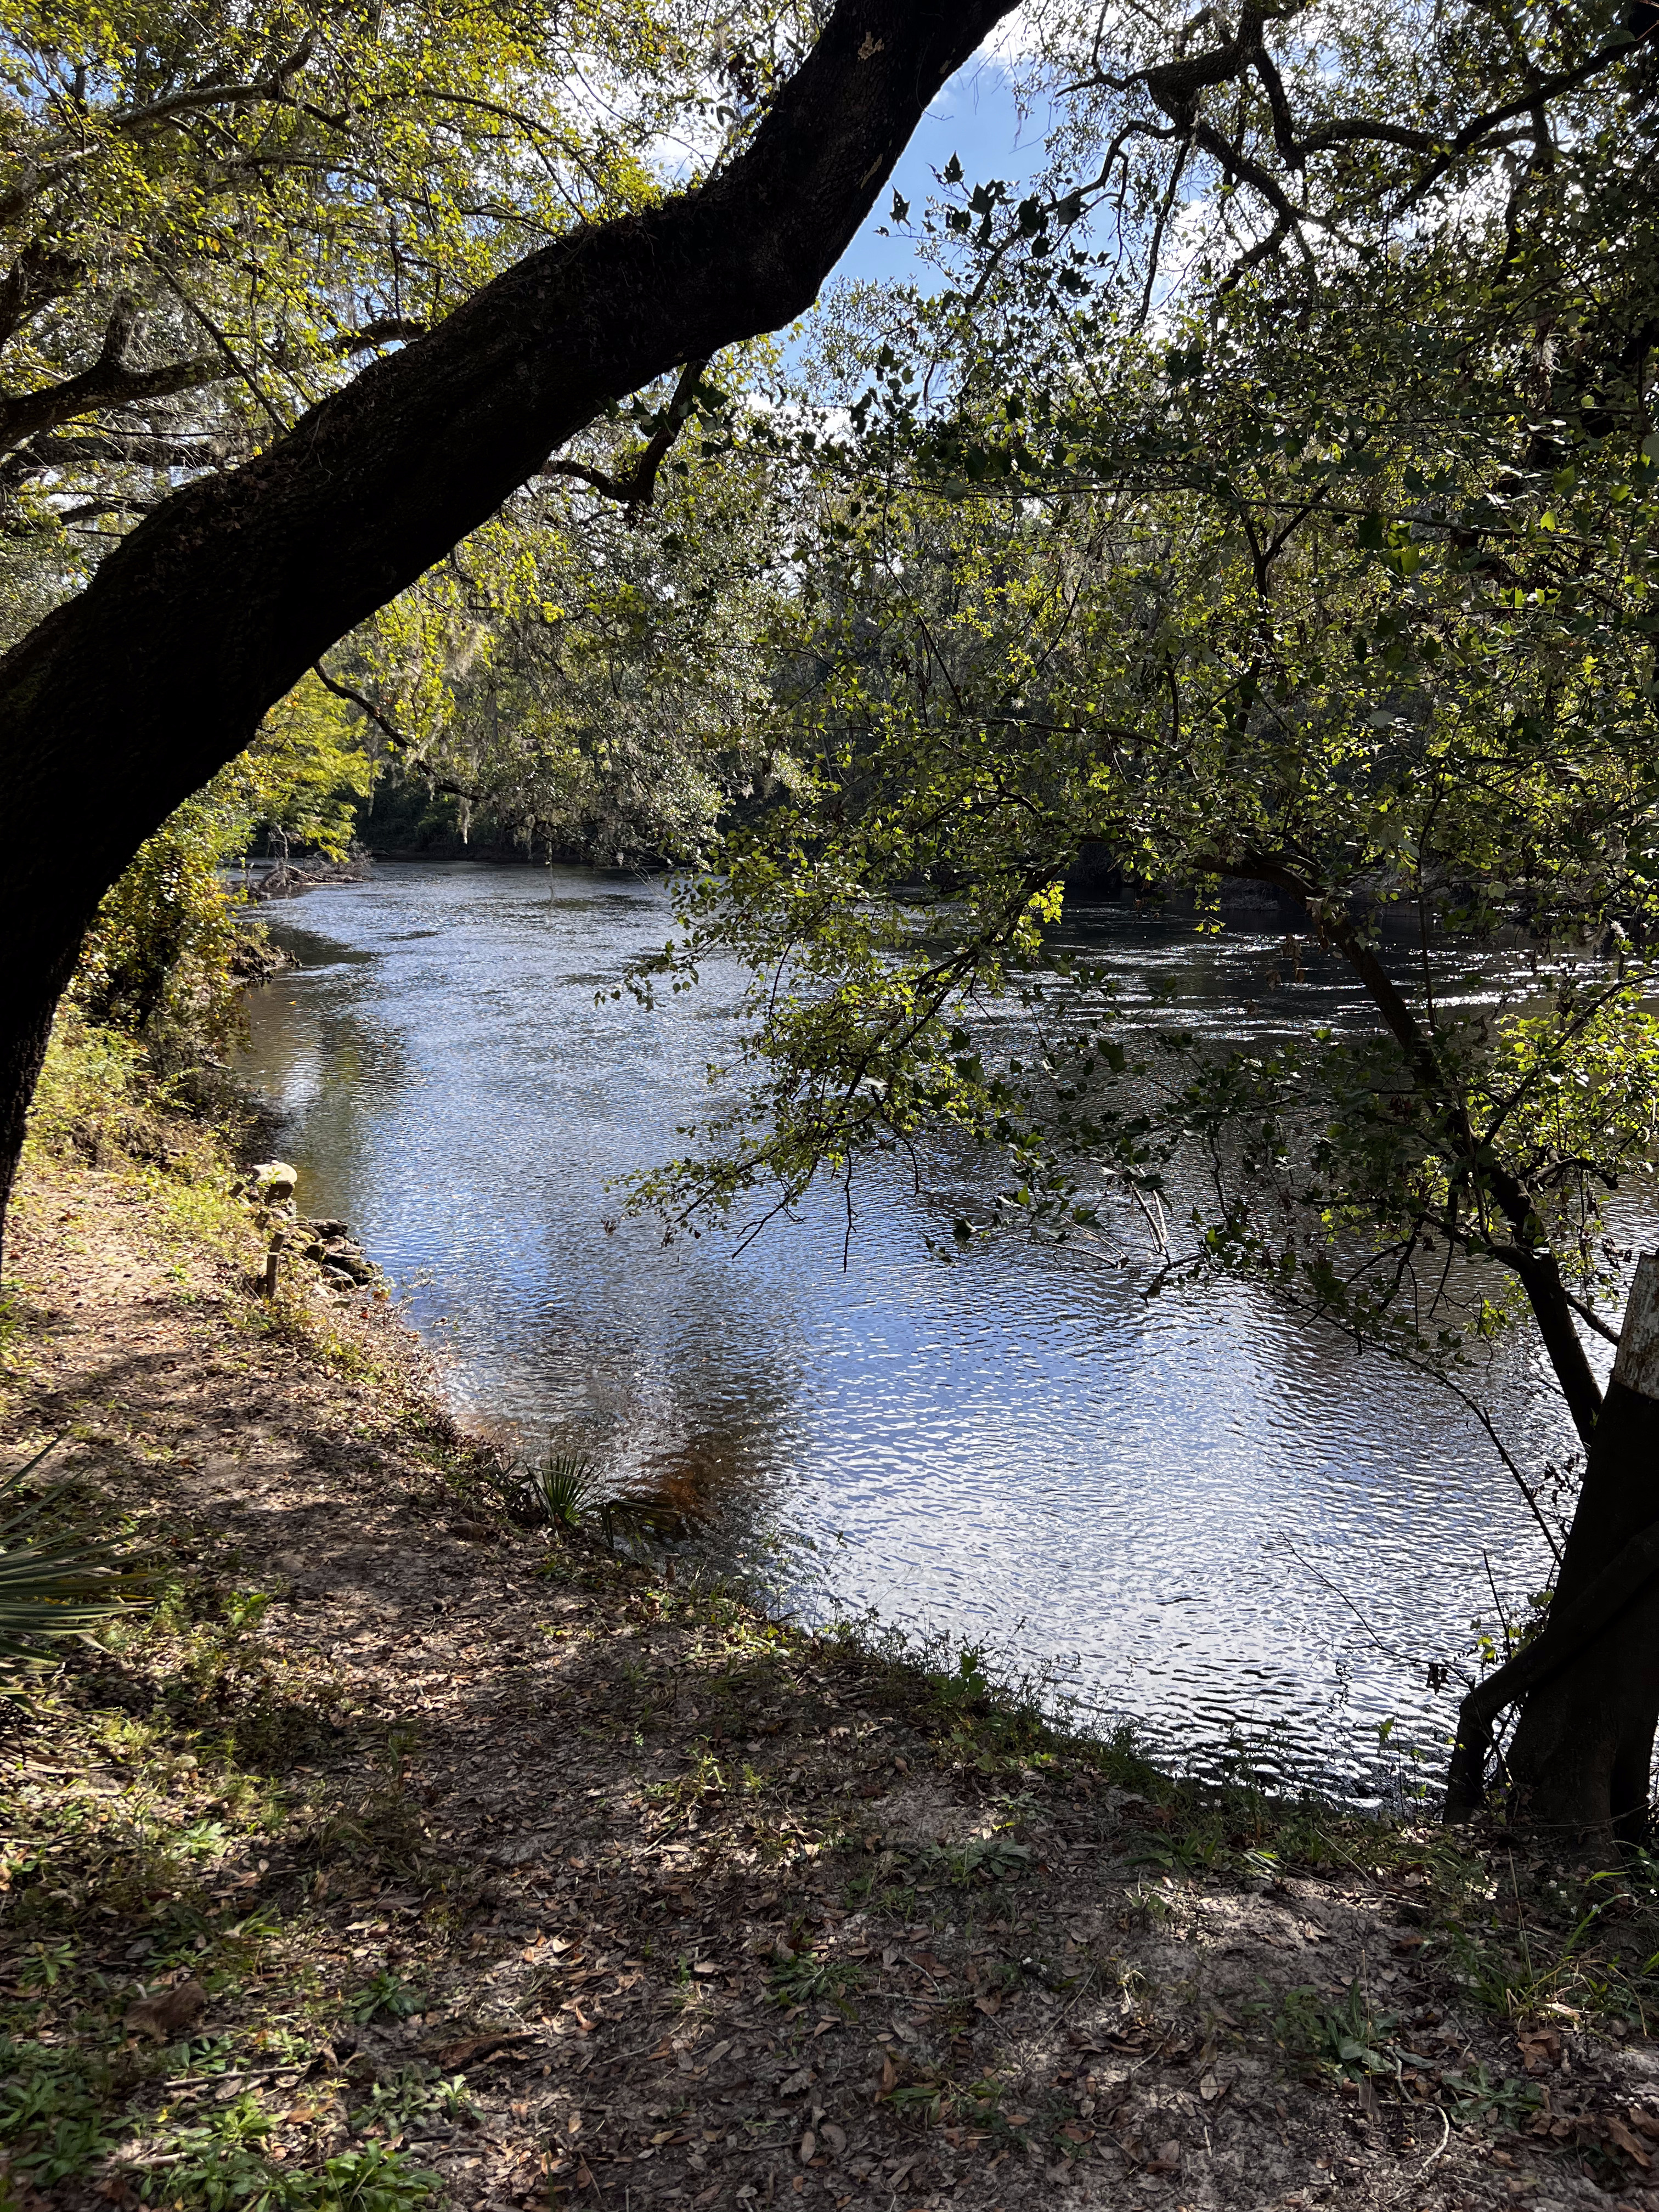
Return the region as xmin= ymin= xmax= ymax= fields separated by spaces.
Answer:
xmin=1481 ymin=1549 xmax=1515 ymax=1655
xmin=1419 ymin=2104 xmax=1451 ymax=2168
xmin=1274 ymin=1535 xmax=1444 ymax=1677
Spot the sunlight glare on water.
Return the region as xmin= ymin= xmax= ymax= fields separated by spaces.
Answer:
xmin=238 ymin=860 xmax=1604 ymax=1795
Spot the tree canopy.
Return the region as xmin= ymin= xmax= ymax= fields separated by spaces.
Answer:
xmin=0 ymin=0 xmax=744 ymax=613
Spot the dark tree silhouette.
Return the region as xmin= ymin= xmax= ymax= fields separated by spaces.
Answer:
xmin=0 ymin=0 xmax=1018 ymax=1260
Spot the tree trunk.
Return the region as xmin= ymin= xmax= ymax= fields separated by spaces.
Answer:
xmin=0 ymin=0 xmax=1017 ymax=1269
xmin=1503 ymin=1254 xmax=1659 ymax=1844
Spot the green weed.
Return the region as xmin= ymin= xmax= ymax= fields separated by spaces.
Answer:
xmin=1268 ymin=1978 xmax=1398 ymax=2082
xmin=346 ymin=1969 xmax=423 ymax=2024
xmin=349 ymin=2068 xmax=478 ymax=2136
xmin=767 ymin=1949 xmax=864 ymax=2007
xmin=0 ymin=2040 xmax=117 ymax=2185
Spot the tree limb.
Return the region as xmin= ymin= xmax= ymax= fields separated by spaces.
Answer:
xmin=0 ymin=295 xmax=221 ymax=456
xmin=310 ymin=664 xmax=479 ymax=804
xmin=540 ymin=357 xmax=709 ymax=517
xmin=0 ymin=0 xmax=1022 ymax=1244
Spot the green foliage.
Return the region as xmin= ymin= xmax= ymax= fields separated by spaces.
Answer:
xmin=0 ymin=1440 xmax=153 ymax=1686
xmin=336 ymin=381 xmax=794 ymax=865
xmin=928 ymin=1644 xmax=994 ymax=1714
xmin=345 ymin=1968 xmax=422 ymax=2025
xmin=766 ymin=1946 xmax=863 ymax=2006
xmin=0 ymin=2038 xmax=118 ymax=2184
xmin=0 ymin=0 xmax=722 ymax=625
xmin=348 ymin=2070 xmax=478 ymax=2138
xmin=1269 ymin=1979 xmax=1400 ymax=2082
xmin=128 ymin=2109 xmax=436 ymax=2212
xmin=72 ymin=674 xmax=373 ymax=1049
xmin=619 ymin=0 xmax=1659 ymax=1536
xmin=483 ymin=1449 xmax=604 ymax=1531
xmin=922 ymin=1832 xmax=1032 ymax=1887
xmin=0 ymin=2 xmax=802 ymax=876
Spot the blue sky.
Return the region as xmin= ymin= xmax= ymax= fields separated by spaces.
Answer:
xmin=825 ymin=51 xmax=1052 ymax=292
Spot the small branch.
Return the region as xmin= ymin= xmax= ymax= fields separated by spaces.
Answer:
xmin=309 ymin=664 xmax=478 ymax=805
xmin=311 ymin=664 xmax=409 ymax=748
xmin=540 ymin=358 xmax=708 ymax=518
xmin=153 ymin=266 xmax=286 ymax=432
xmin=0 ymin=294 xmax=220 ymax=457
xmin=1562 ymin=1288 xmax=1621 ymax=1347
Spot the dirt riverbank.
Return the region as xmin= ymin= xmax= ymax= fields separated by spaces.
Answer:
xmin=4 ymin=1030 xmax=1659 ymax=2212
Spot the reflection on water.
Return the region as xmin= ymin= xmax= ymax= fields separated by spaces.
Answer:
xmin=239 ymin=862 xmax=1613 ymax=1792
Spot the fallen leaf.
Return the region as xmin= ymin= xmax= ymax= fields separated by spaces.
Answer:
xmin=428 ymin=2030 xmax=538 ymax=2069
xmin=124 ymin=1980 xmax=206 ymax=2042
xmin=973 ymin=1996 xmax=1001 ymax=2016
xmin=799 ymin=2130 xmax=816 ymax=2164
xmin=1607 ymin=2116 xmax=1652 ymax=2168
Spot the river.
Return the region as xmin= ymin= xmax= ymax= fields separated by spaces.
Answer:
xmin=237 ymin=859 xmax=1609 ymax=1798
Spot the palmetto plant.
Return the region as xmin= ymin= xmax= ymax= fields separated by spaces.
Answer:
xmin=0 ymin=1442 xmax=154 ymax=1683
xmin=477 ymin=1447 xmax=698 ymax=1551
xmin=480 ymin=1449 xmax=605 ymax=1532
xmin=534 ymin=1453 xmax=605 ymax=1530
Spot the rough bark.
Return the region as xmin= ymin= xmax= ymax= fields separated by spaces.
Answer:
xmin=1466 ymin=1255 xmax=1659 ymax=1843
xmin=0 ymin=0 xmax=1018 ymax=1267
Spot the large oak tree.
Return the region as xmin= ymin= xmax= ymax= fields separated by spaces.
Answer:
xmin=0 ymin=0 xmax=1020 ymax=1259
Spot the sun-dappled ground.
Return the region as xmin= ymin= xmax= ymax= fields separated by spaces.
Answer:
xmin=6 ymin=1031 xmax=1659 ymax=2212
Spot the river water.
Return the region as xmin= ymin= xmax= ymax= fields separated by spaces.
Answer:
xmin=238 ymin=860 xmax=1611 ymax=1796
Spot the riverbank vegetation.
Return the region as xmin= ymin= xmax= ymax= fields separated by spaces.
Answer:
xmin=2 ymin=0 xmax=1658 ymax=1871
xmin=616 ymin=8 xmax=1659 ymax=1838
xmin=10 ymin=1040 xmax=1659 ymax=2210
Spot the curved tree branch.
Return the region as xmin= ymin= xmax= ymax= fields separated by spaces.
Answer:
xmin=0 ymin=0 xmax=1022 ymax=1254
xmin=540 ymin=357 xmax=709 ymax=516
xmin=0 ymin=300 xmax=219 ymax=456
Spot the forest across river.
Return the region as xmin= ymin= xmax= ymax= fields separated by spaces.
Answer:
xmin=236 ymin=860 xmax=1617 ymax=1799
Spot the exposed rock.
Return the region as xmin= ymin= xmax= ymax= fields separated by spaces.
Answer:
xmin=249 ymin=1160 xmax=298 ymax=1201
